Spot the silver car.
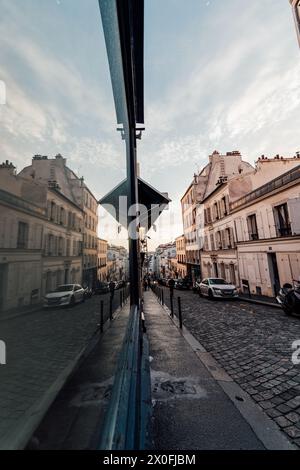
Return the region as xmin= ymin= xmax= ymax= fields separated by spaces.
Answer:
xmin=43 ymin=284 xmax=85 ymax=308
xmin=198 ymin=278 xmax=239 ymax=299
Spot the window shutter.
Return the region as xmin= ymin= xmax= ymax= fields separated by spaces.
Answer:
xmin=288 ymin=198 xmax=300 ymax=235
xmin=221 ymin=230 xmax=226 ymax=249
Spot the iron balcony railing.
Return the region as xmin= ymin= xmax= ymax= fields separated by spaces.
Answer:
xmin=230 ymin=164 xmax=300 ymax=211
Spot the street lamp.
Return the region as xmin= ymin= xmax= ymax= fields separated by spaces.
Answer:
xmin=290 ymin=0 xmax=300 ymax=47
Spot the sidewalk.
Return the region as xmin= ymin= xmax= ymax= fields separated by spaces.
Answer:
xmin=239 ymin=293 xmax=281 ymax=309
xmin=0 ymin=295 xmax=129 ymax=450
xmin=143 ymin=290 xmax=294 ymax=450
xmin=27 ymin=303 xmax=130 ymax=450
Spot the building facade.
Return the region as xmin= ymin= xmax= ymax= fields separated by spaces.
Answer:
xmin=107 ymin=245 xmax=128 ymax=281
xmin=97 ymin=238 xmax=108 ymax=281
xmin=0 ymin=161 xmax=83 ymax=313
xmin=19 ymin=154 xmax=98 ymax=288
xmin=181 ymin=150 xmax=253 ymax=283
xmin=175 ymin=234 xmax=187 ymax=278
xmin=154 ymin=242 xmax=177 ymax=279
xmin=200 ymin=159 xmax=300 ymax=296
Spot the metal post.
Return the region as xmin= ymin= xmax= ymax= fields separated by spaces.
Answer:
xmin=100 ymin=300 xmax=104 ymax=333
xmin=110 ymin=296 xmax=113 ymax=321
xmin=120 ymin=290 xmax=123 ymax=308
xmin=126 ymin=125 xmax=140 ymax=308
xmin=178 ymin=297 xmax=183 ymax=329
xmin=161 ymin=289 xmax=164 ymax=306
xmin=170 ymin=291 xmax=174 ymax=318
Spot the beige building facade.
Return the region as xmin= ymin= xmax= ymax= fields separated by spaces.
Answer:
xmin=200 ymin=159 xmax=300 ymax=297
xmin=19 ymin=154 xmax=98 ymax=288
xmin=0 ymin=161 xmax=83 ymax=313
xmin=181 ymin=150 xmax=253 ymax=282
xmin=175 ymin=235 xmax=187 ymax=278
xmin=97 ymin=238 xmax=108 ymax=281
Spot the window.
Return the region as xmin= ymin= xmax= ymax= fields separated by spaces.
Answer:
xmin=210 ymin=233 xmax=215 ymax=251
xmin=247 ymin=214 xmax=259 ymax=240
xmin=17 ymin=222 xmax=29 ymax=249
xmin=274 ymin=203 xmax=291 ymax=237
xmin=214 ymin=202 xmax=219 ymax=220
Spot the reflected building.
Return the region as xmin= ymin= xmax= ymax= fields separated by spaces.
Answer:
xmin=19 ymin=154 xmax=98 ymax=289
xmin=0 ymin=160 xmax=83 ymax=314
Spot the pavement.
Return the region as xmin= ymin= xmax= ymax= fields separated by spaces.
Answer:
xmin=144 ymin=290 xmax=275 ymax=450
xmin=158 ymin=286 xmax=300 ymax=448
xmin=0 ymin=291 xmax=126 ymax=450
xmin=27 ymin=303 xmax=130 ymax=450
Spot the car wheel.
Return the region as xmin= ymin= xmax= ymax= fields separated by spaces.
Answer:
xmin=208 ymin=289 xmax=214 ymax=300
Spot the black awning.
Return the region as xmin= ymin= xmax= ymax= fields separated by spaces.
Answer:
xmin=99 ymin=177 xmax=170 ymax=231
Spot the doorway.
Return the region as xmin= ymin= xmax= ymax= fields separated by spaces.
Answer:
xmin=268 ymin=253 xmax=280 ymax=296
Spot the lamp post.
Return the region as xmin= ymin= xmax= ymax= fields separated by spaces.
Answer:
xmin=290 ymin=0 xmax=300 ymax=47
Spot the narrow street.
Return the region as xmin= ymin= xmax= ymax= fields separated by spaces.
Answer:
xmin=0 ymin=292 xmax=125 ymax=449
xmin=158 ymin=286 xmax=300 ymax=448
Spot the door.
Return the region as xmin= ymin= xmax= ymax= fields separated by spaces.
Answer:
xmin=213 ymin=262 xmax=219 ymax=278
xmin=268 ymin=253 xmax=280 ymax=296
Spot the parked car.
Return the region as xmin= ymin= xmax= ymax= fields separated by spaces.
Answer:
xmin=94 ymin=282 xmax=110 ymax=295
xmin=175 ymin=278 xmax=191 ymax=290
xmin=43 ymin=284 xmax=85 ymax=308
xmin=198 ymin=278 xmax=239 ymax=299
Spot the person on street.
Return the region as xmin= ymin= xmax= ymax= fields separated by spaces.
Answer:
xmin=109 ymin=280 xmax=115 ymax=299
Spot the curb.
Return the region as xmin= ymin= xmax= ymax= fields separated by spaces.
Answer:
xmin=239 ymin=297 xmax=281 ymax=309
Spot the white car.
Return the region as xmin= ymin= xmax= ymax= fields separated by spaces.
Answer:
xmin=43 ymin=284 xmax=85 ymax=308
xmin=198 ymin=278 xmax=239 ymax=299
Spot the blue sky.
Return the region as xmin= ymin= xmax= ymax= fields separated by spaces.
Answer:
xmin=0 ymin=0 xmax=299 ymax=248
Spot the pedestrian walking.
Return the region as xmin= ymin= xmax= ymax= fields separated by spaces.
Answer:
xmin=109 ymin=280 xmax=115 ymax=299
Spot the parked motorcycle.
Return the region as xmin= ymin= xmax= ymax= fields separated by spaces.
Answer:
xmin=276 ymin=281 xmax=300 ymax=316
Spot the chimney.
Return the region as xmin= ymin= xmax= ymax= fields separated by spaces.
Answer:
xmin=0 ymin=160 xmax=16 ymax=176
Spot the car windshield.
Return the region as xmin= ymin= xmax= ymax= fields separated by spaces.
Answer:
xmin=209 ymin=279 xmax=228 ymax=285
xmin=54 ymin=285 xmax=74 ymax=292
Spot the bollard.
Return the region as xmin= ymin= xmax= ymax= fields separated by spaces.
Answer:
xmin=178 ymin=296 xmax=183 ymax=329
xmin=110 ymin=296 xmax=113 ymax=321
xmin=120 ymin=290 xmax=122 ymax=308
xmin=170 ymin=292 xmax=174 ymax=318
xmin=161 ymin=289 xmax=164 ymax=306
xmin=100 ymin=300 xmax=104 ymax=333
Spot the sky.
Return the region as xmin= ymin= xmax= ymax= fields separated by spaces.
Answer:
xmin=0 ymin=0 xmax=299 ymax=250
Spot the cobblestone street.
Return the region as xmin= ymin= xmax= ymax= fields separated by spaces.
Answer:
xmin=159 ymin=286 xmax=300 ymax=448
xmin=0 ymin=292 xmax=125 ymax=449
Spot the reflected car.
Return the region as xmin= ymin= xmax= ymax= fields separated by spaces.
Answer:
xmin=94 ymin=282 xmax=110 ymax=295
xmin=198 ymin=278 xmax=239 ymax=299
xmin=174 ymin=278 xmax=191 ymax=290
xmin=43 ymin=284 xmax=85 ymax=308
